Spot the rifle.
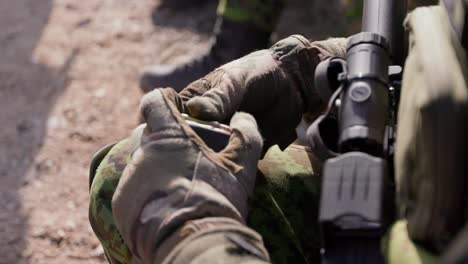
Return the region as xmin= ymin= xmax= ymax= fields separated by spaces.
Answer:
xmin=306 ymin=0 xmax=407 ymax=262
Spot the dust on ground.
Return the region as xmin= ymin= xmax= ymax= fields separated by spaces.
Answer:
xmin=0 ymin=0 xmax=354 ymax=263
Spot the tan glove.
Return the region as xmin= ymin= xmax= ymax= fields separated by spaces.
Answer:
xmin=178 ymin=35 xmax=348 ymax=149
xmin=112 ymin=88 xmax=266 ymax=263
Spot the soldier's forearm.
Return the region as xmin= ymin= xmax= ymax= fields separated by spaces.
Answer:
xmin=150 ymin=217 xmax=271 ymax=264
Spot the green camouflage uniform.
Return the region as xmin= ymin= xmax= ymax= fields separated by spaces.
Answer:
xmin=90 ymin=134 xmax=322 ymax=264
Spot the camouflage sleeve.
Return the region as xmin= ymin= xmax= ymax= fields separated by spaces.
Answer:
xmin=89 ymin=137 xmax=323 ymax=264
xmin=151 ymin=217 xmax=271 ymax=264
xmin=89 ymin=126 xmax=145 ymax=264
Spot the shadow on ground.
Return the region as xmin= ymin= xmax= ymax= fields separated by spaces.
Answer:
xmin=0 ymin=0 xmax=75 ymax=262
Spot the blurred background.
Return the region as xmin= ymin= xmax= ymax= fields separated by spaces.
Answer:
xmin=0 ymin=0 xmax=407 ymax=263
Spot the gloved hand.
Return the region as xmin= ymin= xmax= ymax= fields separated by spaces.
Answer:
xmin=112 ymin=88 xmax=266 ymax=263
xmin=178 ymin=35 xmax=348 ymax=148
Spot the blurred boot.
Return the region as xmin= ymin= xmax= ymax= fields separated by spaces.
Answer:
xmin=140 ymin=0 xmax=283 ymax=92
xmin=140 ymin=19 xmax=271 ymax=92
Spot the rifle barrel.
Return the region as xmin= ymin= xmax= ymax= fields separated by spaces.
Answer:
xmin=362 ymin=0 xmax=407 ymax=65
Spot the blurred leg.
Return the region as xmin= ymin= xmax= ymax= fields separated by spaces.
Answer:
xmin=157 ymin=0 xmax=216 ymax=10
xmin=140 ymin=0 xmax=284 ymax=92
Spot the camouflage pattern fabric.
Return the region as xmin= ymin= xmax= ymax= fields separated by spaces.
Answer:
xmin=250 ymin=144 xmax=321 ymax=264
xmin=217 ymin=0 xmax=283 ymax=32
xmin=89 ymin=129 xmax=321 ymax=264
xmin=89 ymin=134 xmax=142 ymax=264
xmin=89 ymin=135 xmax=446 ymax=264
xmin=159 ymin=218 xmax=271 ymax=264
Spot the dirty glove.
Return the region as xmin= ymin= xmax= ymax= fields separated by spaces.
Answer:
xmin=112 ymin=89 xmax=268 ymax=263
xmin=179 ymin=35 xmax=348 ymax=149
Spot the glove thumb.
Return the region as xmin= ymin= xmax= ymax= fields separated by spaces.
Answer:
xmin=220 ymin=112 xmax=263 ymax=194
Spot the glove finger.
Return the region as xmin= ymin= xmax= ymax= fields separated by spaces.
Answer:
xmin=220 ymin=112 xmax=263 ymax=191
xmin=179 ymin=77 xmax=212 ymax=100
xmin=178 ymin=69 xmax=227 ymax=105
xmin=140 ymin=88 xmax=186 ymax=138
xmin=186 ymin=71 xmax=245 ymax=122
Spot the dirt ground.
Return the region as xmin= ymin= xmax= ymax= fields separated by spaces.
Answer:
xmin=0 ymin=0 xmax=355 ymax=263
